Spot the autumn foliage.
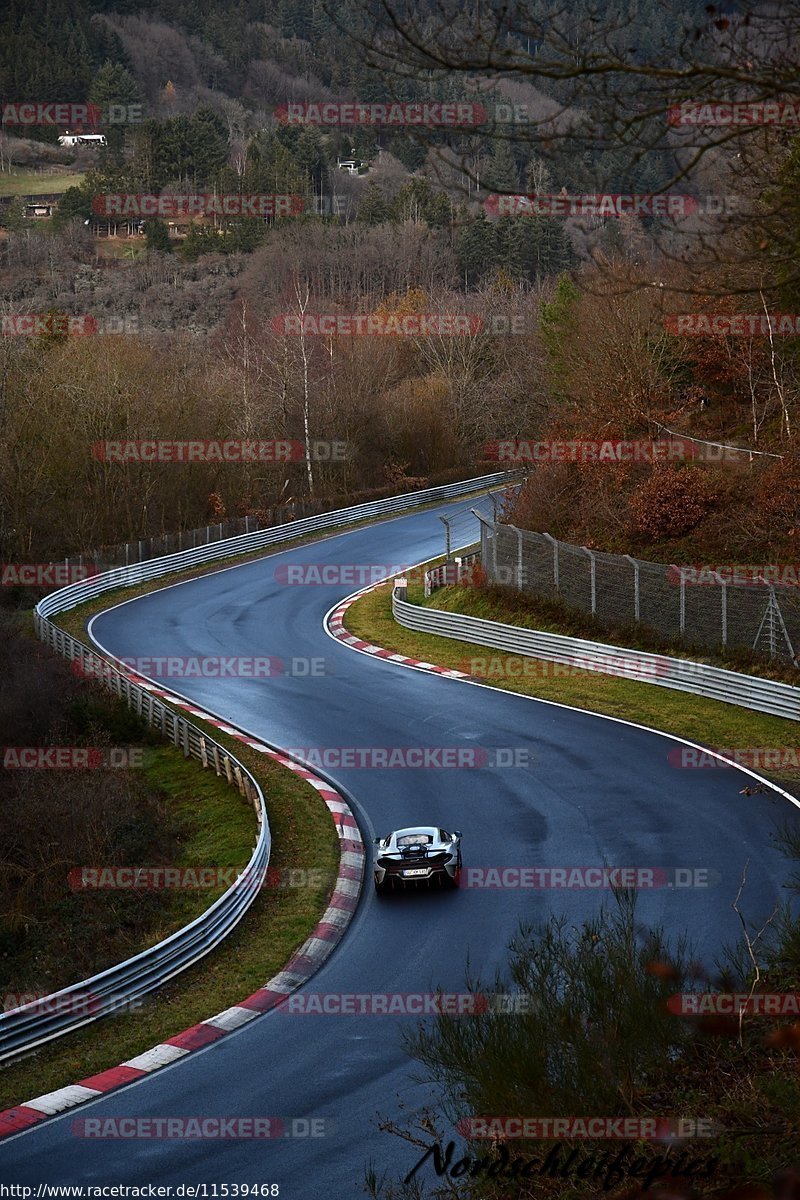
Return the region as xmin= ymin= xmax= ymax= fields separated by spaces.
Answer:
xmin=627 ymin=466 xmax=718 ymax=541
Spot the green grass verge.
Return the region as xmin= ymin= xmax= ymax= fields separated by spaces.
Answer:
xmin=345 ymin=578 xmax=800 ymax=792
xmin=4 ymin=740 xmax=256 ymax=993
xmin=0 ymin=728 xmax=339 ymax=1111
xmin=0 ymin=171 xmax=84 ymax=197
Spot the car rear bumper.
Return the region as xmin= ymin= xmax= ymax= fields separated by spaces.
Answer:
xmin=374 ymin=862 xmax=460 ymax=886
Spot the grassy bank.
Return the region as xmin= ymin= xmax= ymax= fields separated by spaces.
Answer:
xmin=345 ymin=577 xmax=800 ymax=792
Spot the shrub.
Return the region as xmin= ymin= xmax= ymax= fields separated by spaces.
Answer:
xmin=628 ymin=466 xmax=717 ymax=541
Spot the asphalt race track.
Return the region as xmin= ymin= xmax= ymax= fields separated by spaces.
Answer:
xmin=2 ymin=496 xmax=799 ymax=1196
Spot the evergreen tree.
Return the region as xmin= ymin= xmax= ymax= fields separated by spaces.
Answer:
xmin=180 ymin=224 xmax=220 ymax=260
xmin=51 ymin=185 xmax=91 ymax=228
xmin=456 ymin=212 xmax=497 ymax=287
xmin=190 ymin=107 xmax=229 ymax=185
xmin=485 ymin=138 xmax=519 ymax=194
xmin=357 ymin=182 xmax=388 ymax=225
xmin=0 ymin=200 xmax=26 ymax=232
xmin=145 ymin=217 xmax=173 ymax=254
xmin=391 ymin=176 xmax=449 ymax=226
xmin=539 ymin=273 xmax=581 ymax=397
xmin=88 ymin=62 xmax=141 ymax=158
xmin=387 ymin=134 xmax=427 ymax=172
xmin=224 ymin=217 xmax=266 ymax=253
xmin=295 ymin=128 xmax=326 ymax=190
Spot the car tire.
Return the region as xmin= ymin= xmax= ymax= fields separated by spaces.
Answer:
xmin=374 ymin=877 xmax=388 ymax=895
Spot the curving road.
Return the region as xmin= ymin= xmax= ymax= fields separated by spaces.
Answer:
xmin=2 ymin=496 xmax=798 ymax=1196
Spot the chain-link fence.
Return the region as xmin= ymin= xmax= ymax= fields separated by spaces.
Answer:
xmin=59 ymin=503 xmax=323 ymax=574
xmin=478 ymin=518 xmax=800 ymax=664
xmin=55 ymin=473 xmax=511 ymax=576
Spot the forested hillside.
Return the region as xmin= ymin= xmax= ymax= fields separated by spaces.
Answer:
xmin=1 ymin=0 xmax=797 ymax=571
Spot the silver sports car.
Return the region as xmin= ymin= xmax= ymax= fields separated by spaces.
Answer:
xmin=373 ymin=826 xmax=462 ymax=893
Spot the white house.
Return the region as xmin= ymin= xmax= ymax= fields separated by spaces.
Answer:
xmin=58 ymin=132 xmax=107 ymax=147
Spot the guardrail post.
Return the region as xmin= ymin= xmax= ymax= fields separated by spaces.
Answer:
xmin=624 ymin=554 xmax=640 ymax=622
xmin=471 ymin=510 xmax=495 ymax=583
xmin=516 ymin=527 xmax=524 ymax=590
xmin=440 ymin=516 xmax=452 ymax=562
xmin=718 ymin=575 xmax=728 ymax=645
xmin=582 ymin=546 xmax=596 ymax=615
xmin=679 ymin=570 xmax=686 ymax=635
xmin=542 ymin=533 xmax=559 ymax=594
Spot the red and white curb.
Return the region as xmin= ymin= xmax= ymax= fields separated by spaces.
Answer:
xmin=327 ymin=581 xmax=473 ymax=680
xmin=0 ymin=684 xmax=364 ymax=1142
xmin=327 ymin=582 xmax=800 ymax=817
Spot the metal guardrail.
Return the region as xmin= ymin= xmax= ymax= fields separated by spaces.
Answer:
xmin=424 ymin=548 xmax=482 ymax=597
xmin=0 ymin=630 xmax=270 ymax=1061
xmin=36 ymin=471 xmax=517 ymax=620
xmin=651 ymin=421 xmax=784 ymax=461
xmin=4 ymin=471 xmax=515 ymax=1062
xmin=392 ymin=584 xmax=800 ymax=722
